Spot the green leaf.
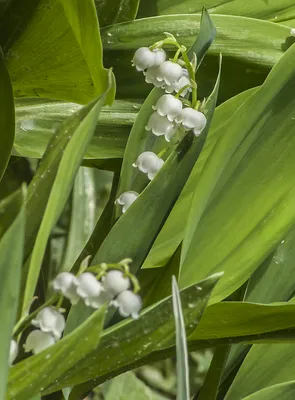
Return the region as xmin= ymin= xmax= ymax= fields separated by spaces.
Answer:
xmin=7 ymin=306 xmax=106 ymax=400
xmin=102 ymin=372 xmax=168 ymax=400
xmin=190 ymin=302 xmax=295 ymax=341
xmin=172 ymin=277 xmax=190 ymax=400
xmin=187 ymin=7 xmax=216 ymax=65
xmin=2 ymin=0 xmax=113 ymax=104
xmin=198 ymin=345 xmax=230 ymax=400
xmin=95 ymin=0 xmax=140 ymax=27
xmin=21 ymin=72 xmax=114 ymax=316
xmin=0 ymin=49 xmax=14 ymax=182
xmin=0 ymin=187 xmax=25 ymax=400
xmin=224 ymin=342 xmax=295 ymax=400
xmin=44 ymin=274 xmax=221 ymax=397
xmin=242 ymin=381 xmax=295 ymax=400
xmin=14 ymin=98 xmax=136 ymax=160
xmin=142 ymin=87 xmax=257 ymax=270
xmin=178 ymin=35 xmax=295 ymax=303
xmin=137 ymin=0 xmax=295 ymax=20
xmin=61 ymin=167 xmax=97 ymax=273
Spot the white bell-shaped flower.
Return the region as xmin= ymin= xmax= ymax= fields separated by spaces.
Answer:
xmin=143 ymin=67 xmax=164 ymax=87
xmin=76 ymin=272 xmax=102 ymax=303
xmin=132 ymin=151 xmax=164 ymax=180
xmin=103 ymin=270 xmax=131 ymax=296
xmin=52 ymin=272 xmax=80 ymax=305
xmin=9 ymin=340 xmax=18 ymax=365
xmin=146 ymin=112 xmax=179 ymax=142
xmin=152 ymin=94 xmax=183 ymax=121
xmin=157 ymin=61 xmax=183 ymax=85
xmin=115 ymin=191 xmax=139 ymax=213
xmin=164 ymin=69 xmax=191 ymax=97
xmin=176 ymin=108 xmax=207 ymax=136
xmin=32 ymin=307 xmax=65 ymax=340
xmin=84 ymin=290 xmax=113 ymax=309
xmin=24 ymin=330 xmax=55 ymax=355
xmin=153 ymin=48 xmax=166 ymax=66
xmin=132 ymin=47 xmax=156 ymax=71
xmin=114 ymin=290 xmax=142 ymax=319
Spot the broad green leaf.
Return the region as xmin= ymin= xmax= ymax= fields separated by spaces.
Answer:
xmin=7 ymin=306 xmax=106 ymax=400
xmin=190 ymin=302 xmax=295 ymax=341
xmin=21 ymin=72 xmax=114 ymax=316
xmin=0 ymin=187 xmax=25 ymax=400
xmin=143 ymin=87 xmax=257 ymax=270
xmin=0 ymin=48 xmax=14 ymax=182
xmin=242 ymin=381 xmax=295 ymax=400
xmin=95 ymin=0 xmax=140 ymax=27
xmin=172 ymin=277 xmax=190 ymax=400
xmin=137 ymin=0 xmax=295 ymax=19
xmin=224 ymin=343 xmax=295 ymax=400
xmin=102 ymin=372 xmax=167 ymax=400
xmin=102 ymin=15 xmax=290 ymax=101
xmin=43 ymin=274 xmax=220 ymax=396
xmin=0 ymin=158 xmax=32 ymax=202
xmin=178 ymin=36 xmax=295 ymax=304
xmin=1 ymin=0 xmax=113 ymax=103
xmin=61 ymin=167 xmax=97 ymax=272
xmin=246 ymin=226 xmax=295 ymax=303
xmin=14 ymin=98 xmax=137 ymax=159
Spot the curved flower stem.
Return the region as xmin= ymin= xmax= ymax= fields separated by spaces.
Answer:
xmin=181 ymin=51 xmax=197 ymax=107
xmin=175 ymin=84 xmax=192 ymax=99
xmin=13 ymin=293 xmax=58 ymax=337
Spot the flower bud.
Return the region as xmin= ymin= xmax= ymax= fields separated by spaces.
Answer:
xmin=52 ymin=272 xmax=80 ymax=304
xmin=32 ymin=307 xmax=65 ymax=340
xmin=9 ymin=340 xmax=18 ymax=365
xmin=175 ymin=107 xmax=207 ymax=136
xmin=114 ymin=290 xmax=142 ymax=319
xmin=132 ymin=47 xmax=166 ymax=72
xmin=115 ymin=191 xmax=139 ymax=213
xmin=152 ymin=94 xmax=183 ymax=121
xmin=103 ymin=270 xmax=131 ymax=296
xmin=165 ymin=69 xmax=191 ymax=97
xmin=146 ymin=112 xmax=179 ymax=142
xmin=132 ymin=151 xmax=164 ymax=180
xmin=84 ymin=290 xmax=113 ymax=309
xmin=24 ymin=330 xmax=55 ymax=355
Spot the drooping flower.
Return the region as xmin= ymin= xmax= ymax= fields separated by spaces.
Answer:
xmin=24 ymin=330 xmax=55 ymax=355
xmin=157 ymin=61 xmax=183 ymax=85
xmin=32 ymin=307 xmax=65 ymax=340
xmin=114 ymin=290 xmax=142 ymax=319
xmin=83 ymin=290 xmax=113 ymax=309
xmin=115 ymin=191 xmax=139 ymax=213
xmin=76 ymin=272 xmax=103 ymax=307
xmin=175 ymin=107 xmax=207 ymax=136
xmin=103 ymin=270 xmax=131 ymax=296
xmin=52 ymin=272 xmax=80 ymax=305
xmin=9 ymin=340 xmax=18 ymax=365
xmin=132 ymin=47 xmax=166 ymax=71
xmin=132 ymin=152 xmax=164 ymax=180
xmin=143 ymin=67 xmax=164 ymax=87
xmin=164 ymin=69 xmax=191 ymax=97
xmin=145 ymin=112 xmax=179 ymax=142
xmin=152 ymin=94 xmax=183 ymax=121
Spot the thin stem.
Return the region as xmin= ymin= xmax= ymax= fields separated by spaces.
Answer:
xmin=181 ymin=50 xmax=197 ymax=107
xmin=175 ymin=84 xmax=191 ymax=99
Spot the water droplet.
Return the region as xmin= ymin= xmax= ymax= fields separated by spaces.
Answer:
xmin=107 ymin=32 xmax=112 ymax=37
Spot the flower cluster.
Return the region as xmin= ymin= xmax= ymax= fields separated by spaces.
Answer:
xmin=8 ymin=258 xmax=142 ymax=358
xmin=115 ymin=34 xmax=207 ymax=215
